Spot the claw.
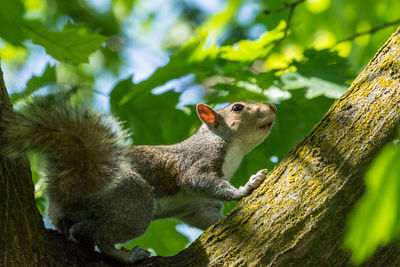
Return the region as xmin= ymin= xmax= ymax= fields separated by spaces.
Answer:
xmin=246 ymin=169 xmax=268 ymax=188
xmin=258 ymin=169 xmax=268 ymax=176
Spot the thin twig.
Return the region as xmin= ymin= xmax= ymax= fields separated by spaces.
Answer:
xmin=334 ymin=19 xmax=400 ymax=46
xmin=263 ymin=0 xmax=305 ymax=15
xmin=264 ymin=0 xmax=305 ymax=47
xmin=274 ymin=3 xmax=297 ymax=46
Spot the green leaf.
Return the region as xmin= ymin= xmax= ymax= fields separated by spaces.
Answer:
xmin=21 ymin=21 xmax=106 ymax=64
xmin=293 ymin=49 xmax=353 ymax=85
xmin=119 ymin=21 xmax=286 ymax=105
xmin=271 ymin=49 xmax=353 ymax=100
xmin=196 ymin=0 xmax=242 ymax=39
xmin=206 ymin=83 xmax=269 ymax=104
xmin=122 ymin=219 xmax=190 ymax=256
xmin=0 ymin=0 xmax=25 ymax=45
xmin=220 ymin=20 xmax=286 ymax=62
xmin=110 ymin=77 xmax=197 ymax=145
xmin=0 ymin=1 xmax=24 ymax=21
xmin=26 ymin=64 xmax=57 ymax=92
xmin=0 ymin=17 xmax=25 ymax=46
xmin=344 ymin=143 xmax=400 ymax=264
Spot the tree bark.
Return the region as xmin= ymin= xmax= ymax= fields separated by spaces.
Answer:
xmin=1 ymin=26 xmax=400 ymax=266
xmin=0 ymin=65 xmax=48 ymax=266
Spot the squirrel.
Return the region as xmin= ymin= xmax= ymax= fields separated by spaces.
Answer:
xmin=0 ymin=96 xmax=276 ymax=263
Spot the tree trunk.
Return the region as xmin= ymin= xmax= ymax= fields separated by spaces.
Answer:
xmin=1 ymin=26 xmax=400 ymax=266
xmin=0 ymin=67 xmax=48 ymax=266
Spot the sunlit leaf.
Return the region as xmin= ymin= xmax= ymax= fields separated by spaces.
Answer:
xmin=196 ymin=0 xmax=242 ymax=40
xmin=280 ymin=71 xmax=347 ymax=99
xmin=220 ymin=21 xmax=286 ymax=62
xmin=120 ymin=21 xmax=286 ymax=105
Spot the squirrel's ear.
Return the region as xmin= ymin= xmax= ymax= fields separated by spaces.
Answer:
xmin=196 ymin=104 xmax=219 ymax=126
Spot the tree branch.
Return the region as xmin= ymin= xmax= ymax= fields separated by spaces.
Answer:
xmin=334 ymin=19 xmax=400 ymax=46
xmin=274 ymin=3 xmax=296 ymax=46
xmin=263 ymin=0 xmax=305 ymax=15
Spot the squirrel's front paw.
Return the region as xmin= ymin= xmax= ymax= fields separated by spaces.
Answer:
xmin=246 ymin=169 xmax=268 ymax=190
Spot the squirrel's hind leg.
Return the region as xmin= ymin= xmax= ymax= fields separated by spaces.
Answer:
xmin=66 ymin=211 xmax=152 ymax=263
xmin=91 ymin=180 xmax=154 ymax=263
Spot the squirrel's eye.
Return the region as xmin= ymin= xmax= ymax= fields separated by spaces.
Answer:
xmin=231 ymin=104 xmax=244 ymax=112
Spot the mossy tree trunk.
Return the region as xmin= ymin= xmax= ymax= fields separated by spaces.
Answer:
xmin=1 ymin=27 xmax=400 ymax=266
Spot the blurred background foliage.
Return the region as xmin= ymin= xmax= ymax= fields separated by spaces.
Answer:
xmin=1 ymin=0 xmax=399 ymax=263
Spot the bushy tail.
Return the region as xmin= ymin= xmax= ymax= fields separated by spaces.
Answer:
xmin=0 ymin=96 xmax=132 ymax=203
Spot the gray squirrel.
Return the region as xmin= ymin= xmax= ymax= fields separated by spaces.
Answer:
xmin=0 ymin=96 xmax=276 ymax=263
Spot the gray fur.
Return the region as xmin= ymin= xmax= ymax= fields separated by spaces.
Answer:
xmin=0 ymin=98 xmax=276 ymax=263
